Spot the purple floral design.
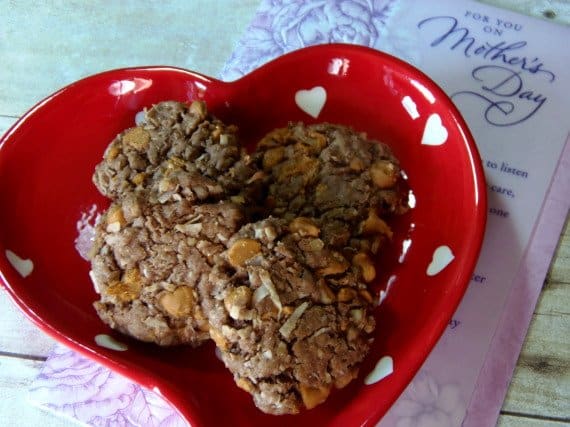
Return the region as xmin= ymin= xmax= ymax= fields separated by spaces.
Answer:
xmin=220 ymin=0 xmax=398 ymax=80
xmin=385 ymin=371 xmax=465 ymax=427
xmin=29 ymin=345 xmax=187 ymax=427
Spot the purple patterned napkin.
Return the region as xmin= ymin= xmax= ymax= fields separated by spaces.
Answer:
xmin=220 ymin=0 xmax=406 ymax=80
xmin=29 ymin=345 xmax=186 ymax=426
xmin=30 ymin=1 xmax=570 ymax=426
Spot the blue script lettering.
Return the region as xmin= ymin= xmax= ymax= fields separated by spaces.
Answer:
xmin=417 ymin=16 xmax=555 ymax=81
xmin=417 ymin=15 xmax=556 ymax=126
xmin=452 ymin=65 xmax=547 ymax=126
xmin=449 ymin=319 xmax=461 ymax=329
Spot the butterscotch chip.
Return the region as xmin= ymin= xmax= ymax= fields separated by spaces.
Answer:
xmin=224 ymin=286 xmax=253 ymax=320
xmin=349 ymin=157 xmax=365 ymax=171
xmin=105 ymin=279 xmax=140 ymax=302
xmin=352 ymin=252 xmax=376 ymax=283
xmin=299 ymin=384 xmax=331 ymax=410
xmin=306 ymin=130 xmax=327 ymax=152
xmin=236 ymin=377 xmax=255 ymax=393
xmin=159 ymin=287 xmax=196 ymax=318
xmin=166 ymin=156 xmax=185 ymax=170
xmin=360 ymin=209 xmax=393 ymax=238
xmin=123 ymin=127 xmax=150 ymax=151
xmin=262 ymin=146 xmax=285 ymax=170
xmin=105 ymin=204 xmax=126 ymax=232
xmin=227 ymin=239 xmax=261 ymax=267
xmin=318 ymin=282 xmax=336 ymax=304
xmin=334 ymin=368 xmax=358 ymax=389
xmin=130 ymin=172 xmax=146 ymax=186
xmin=189 ymin=100 xmax=207 ymax=118
xmin=105 ymin=144 xmax=121 ymax=160
xmin=123 ymin=268 xmax=141 ymax=286
xmin=370 ymin=159 xmax=398 ymax=188
xmin=210 ymin=327 xmax=229 ymax=351
xmin=337 ymin=287 xmax=357 ymax=302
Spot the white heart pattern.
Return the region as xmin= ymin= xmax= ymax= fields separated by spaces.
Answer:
xmin=421 ymin=113 xmax=448 ymax=146
xmin=427 ymin=245 xmax=455 ymax=276
xmin=402 ymin=96 xmax=420 ymax=120
xmin=295 ymin=86 xmax=327 ymax=118
xmin=364 ymin=356 xmax=394 ymax=385
xmin=95 ymin=334 xmax=128 ymax=351
xmin=5 ymin=250 xmax=34 ymax=278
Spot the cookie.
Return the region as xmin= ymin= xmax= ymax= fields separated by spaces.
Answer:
xmin=255 ymin=122 xmax=408 ymax=230
xmin=93 ymin=100 xmax=257 ymax=204
xmin=202 ymin=217 xmax=376 ymax=414
xmin=90 ymin=195 xmax=244 ymax=346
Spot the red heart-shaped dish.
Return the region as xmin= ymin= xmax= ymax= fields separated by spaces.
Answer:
xmin=0 ymin=44 xmax=486 ymax=426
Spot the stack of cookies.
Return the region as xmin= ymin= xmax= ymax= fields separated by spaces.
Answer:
xmin=89 ymin=101 xmax=408 ymax=414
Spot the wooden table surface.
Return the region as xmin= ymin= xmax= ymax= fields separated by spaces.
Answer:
xmin=0 ymin=1 xmax=568 ymax=426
